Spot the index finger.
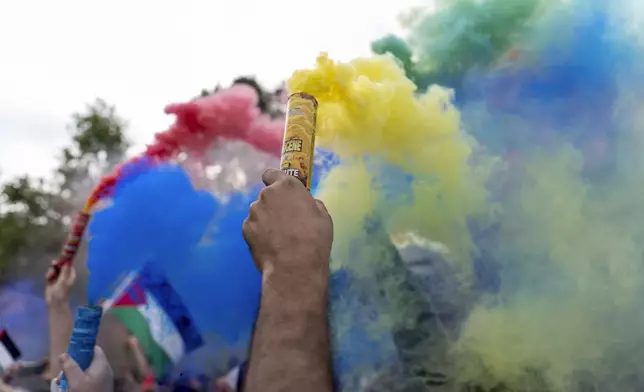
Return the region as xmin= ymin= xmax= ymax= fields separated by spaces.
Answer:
xmin=262 ymin=168 xmax=286 ymax=186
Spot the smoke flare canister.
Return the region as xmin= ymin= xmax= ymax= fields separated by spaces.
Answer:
xmin=58 ymin=306 xmax=103 ymax=391
xmin=280 ymin=92 xmax=318 ymax=190
xmin=49 ymin=211 xmax=91 ymax=282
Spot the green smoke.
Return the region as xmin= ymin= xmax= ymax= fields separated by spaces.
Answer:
xmin=372 ymin=0 xmax=545 ymax=90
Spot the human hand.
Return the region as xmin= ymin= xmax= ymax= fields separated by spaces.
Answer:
xmin=140 ymin=373 xmax=157 ymax=392
xmin=243 ymin=169 xmax=333 ymax=276
xmin=1 ymin=363 xmax=20 ymax=383
xmin=213 ymin=377 xmax=234 ymax=392
xmin=188 ymin=378 xmax=202 ymax=390
xmin=0 ymin=377 xmax=13 ymax=392
xmin=53 ymin=347 xmax=113 ymax=392
xmin=45 ymin=263 xmax=76 ymax=307
xmin=213 ymin=365 xmax=240 ymax=392
xmin=125 ymin=335 xmax=140 ymax=350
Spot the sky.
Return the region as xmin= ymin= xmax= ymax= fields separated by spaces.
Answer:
xmin=0 ymin=0 xmax=427 ymax=181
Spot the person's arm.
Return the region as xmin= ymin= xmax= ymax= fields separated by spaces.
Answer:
xmin=126 ymin=336 xmax=151 ymax=380
xmin=45 ymin=264 xmax=76 ymax=379
xmin=47 ymin=302 xmax=73 ymax=379
xmin=242 ymin=169 xmax=334 ymax=392
xmin=244 ymin=263 xmax=332 ymax=392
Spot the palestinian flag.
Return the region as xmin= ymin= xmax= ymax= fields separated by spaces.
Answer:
xmin=0 ymin=330 xmax=20 ymax=371
xmin=103 ymin=262 xmax=203 ymax=378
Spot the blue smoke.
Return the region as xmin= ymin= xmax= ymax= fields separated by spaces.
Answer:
xmin=87 ymin=150 xmax=392 ymax=381
xmin=461 ymin=0 xmax=636 ymax=153
xmin=0 ymin=281 xmax=48 ymax=360
xmin=88 ymin=161 xmax=261 ymax=345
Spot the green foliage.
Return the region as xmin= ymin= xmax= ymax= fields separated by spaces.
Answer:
xmin=0 ymin=99 xmax=130 ymax=280
xmin=372 ymin=0 xmax=543 ymax=90
xmin=70 ymin=99 xmax=129 ymax=156
xmin=57 ymin=99 xmax=130 ymax=203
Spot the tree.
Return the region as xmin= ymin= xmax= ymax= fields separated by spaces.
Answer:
xmin=56 ymin=99 xmax=130 ymax=217
xmin=0 ymin=99 xmax=130 ymax=282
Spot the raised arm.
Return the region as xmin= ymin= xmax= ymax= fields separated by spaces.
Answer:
xmin=242 ymin=169 xmax=334 ymax=392
xmin=125 ymin=335 xmax=151 ymax=380
xmin=45 ymin=263 xmax=76 ymax=379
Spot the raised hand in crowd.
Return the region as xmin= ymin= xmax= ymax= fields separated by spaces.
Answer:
xmin=0 ymin=359 xmax=51 ymax=392
xmin=0 ymin=364 xmax=20 ymax=392
xmin=212 ymin=365 xmax=240 ymax=392
xmin=52 ymin=347 xmax=113 ymax=392
xmin=125 ymin=335 xmax=151 ymax=382
xmin=242 ymin=169 xmax=334 ymax=392
xmin=45 ymin=263 xmax=76 ymax=306
xmin=213 ymin=378 xmax=234 ymax=392
xmin=1 ymin=363 xmax=19 ymax=384
xmin=45 ymin=263 xmax=76 ymax=379
xmin=0 ymin=378 xmax=14 ymax=392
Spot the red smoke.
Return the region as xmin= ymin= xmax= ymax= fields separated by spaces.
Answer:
xmin=89 ymin=84 xmax=284 ymax=206
xmin=150 ymin=84 xmax=283 ymax=159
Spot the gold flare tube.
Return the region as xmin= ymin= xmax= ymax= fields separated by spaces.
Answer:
xmin=280 ymin=92 xmax=318 ymax=190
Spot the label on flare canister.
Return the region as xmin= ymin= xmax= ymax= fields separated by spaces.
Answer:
xmin=280 ymin=92 xmax=318 ymax=190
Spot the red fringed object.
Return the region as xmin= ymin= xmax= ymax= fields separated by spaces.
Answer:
xmin=48 ymin=211 xmax=91 ymax=282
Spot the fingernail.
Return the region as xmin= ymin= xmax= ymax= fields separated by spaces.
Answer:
xmin=58 ymin=353 xmax=69 ymax=362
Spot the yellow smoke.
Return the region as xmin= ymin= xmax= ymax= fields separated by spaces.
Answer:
xmin=286 ymin=53 xmax=644 ymax=390
xmin=287 ymin=53 xmax=489 ymax=268
xmin=454 ymin=141 xmax=644 ymax=390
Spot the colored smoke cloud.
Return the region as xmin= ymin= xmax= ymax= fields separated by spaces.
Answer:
xmin=287 ymin=53 xmax=490 ymax=389
xmin=371 ymin=0 xmax=644 ymax=390
xmin=0 ymin=280 xmax=48 ymax=360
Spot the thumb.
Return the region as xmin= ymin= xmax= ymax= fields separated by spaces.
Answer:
xmin=59 ymin=353 xmax=86 ymax=389
xmin=261 ymin=168 xmax=285 ymax=186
